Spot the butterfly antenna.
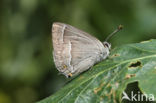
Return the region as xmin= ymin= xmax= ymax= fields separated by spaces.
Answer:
xmin=105 ymin=25 xmax=123 ymax=41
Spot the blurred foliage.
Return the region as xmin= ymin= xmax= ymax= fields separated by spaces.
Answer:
xmin=0 ymin=0 xmax=156 ymax=103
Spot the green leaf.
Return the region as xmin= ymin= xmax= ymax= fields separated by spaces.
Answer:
xmin=38 ymin=39 xmax=156 ymax=103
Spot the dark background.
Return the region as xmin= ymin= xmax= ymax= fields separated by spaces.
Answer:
xmin=0 ymin=0 xmax=156 ymax=103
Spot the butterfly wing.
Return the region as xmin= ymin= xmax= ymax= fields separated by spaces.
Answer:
xmin=52 ymin=22 xmax=109 ymax=77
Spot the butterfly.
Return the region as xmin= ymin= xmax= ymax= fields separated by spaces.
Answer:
xmin=52 ymin=22 xmax=122 ymax=78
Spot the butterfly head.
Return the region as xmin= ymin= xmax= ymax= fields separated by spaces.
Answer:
xmin=103 ymin=42 xmax=111 ymax=50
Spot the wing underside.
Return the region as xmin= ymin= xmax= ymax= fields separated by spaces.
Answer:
xmin=52 ymin=22 xmax=107 ymax=77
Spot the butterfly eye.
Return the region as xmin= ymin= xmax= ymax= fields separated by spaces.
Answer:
xmin=103 ymin=42 xmax=111 ymax=49
xmin=104 ymin=43 xmax=109 ymax=48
